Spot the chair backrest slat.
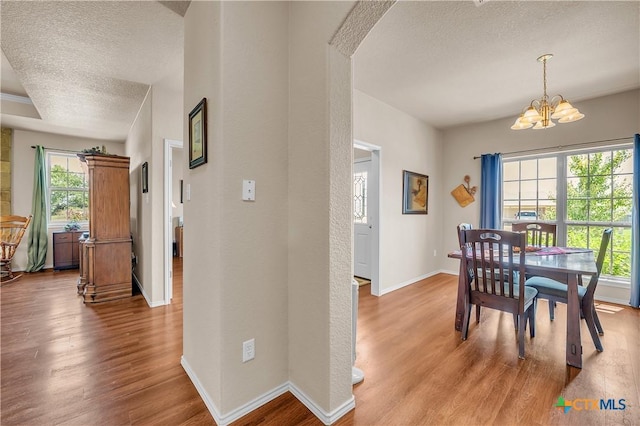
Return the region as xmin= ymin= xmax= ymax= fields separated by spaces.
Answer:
xmin=457 ymin=223 xmax=474 ymax=284
xmin=512 ymin=222 xmax=557 ymax=247
xmin=585 ymin=228 xmax=613 ymax=296
xmin=0 ymin=215 xmax=32 ymax=261
xmin=461 ymin=229 xmax=526 ymax=302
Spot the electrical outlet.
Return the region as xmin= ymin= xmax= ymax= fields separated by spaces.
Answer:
xmin=242 ymin=338 xmax=255 ymax=363
xmin=433 ymin=249 xmax=437 ymax=257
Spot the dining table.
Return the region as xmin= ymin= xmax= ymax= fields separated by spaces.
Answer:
xmin=448 ymin=246 xmax=598 ymax=369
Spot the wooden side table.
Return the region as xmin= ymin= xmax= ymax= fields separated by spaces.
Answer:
xmin=53 ymin=231 xmax=84 ymax=270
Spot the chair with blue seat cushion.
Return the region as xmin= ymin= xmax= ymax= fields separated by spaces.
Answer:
xmin=525 ymin=228 xmax=612 ymax=352
xmin=512 ymin=221 xmax=557 ymax=311
xmin=459 ymin=229 xmax=537 ymax=359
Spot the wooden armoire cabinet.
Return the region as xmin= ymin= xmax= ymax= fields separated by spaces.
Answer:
xmin=77 ymin=154 xmax=132 ymax=303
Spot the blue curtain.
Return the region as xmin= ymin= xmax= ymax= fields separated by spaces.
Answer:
xmin=480 ymin=153 xmax=502 ymax=229
xmin=26 ymin=145 xmax=48 ymax=272
xmin=630 ymin=134 xmax=640 ymax=308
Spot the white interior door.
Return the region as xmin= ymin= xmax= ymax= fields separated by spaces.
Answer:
xmin=164 ymin=139 xmax=183 ymax=305
xmin=354 ymin=160 xmax=372 ymax=279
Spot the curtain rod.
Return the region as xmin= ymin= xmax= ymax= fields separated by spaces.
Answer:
xmin=473 ymin=136 xmax=634 ymax=159
xmin=31 ymin=145 xmax=80 ymax=154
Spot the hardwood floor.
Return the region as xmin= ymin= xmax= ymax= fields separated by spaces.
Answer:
xmin=1 ymin=258 xmax=214 ymax=425
xmin=335 ymin=276 xmax=640 ymax=426
xmin=2 ymin=265 xmax=638 ymax=425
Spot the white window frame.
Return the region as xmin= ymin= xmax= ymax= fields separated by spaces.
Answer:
xmin=502 ymin=144 xmax=633 ymax=284
xmin=46 ymin=151 xmax=89 ymax=227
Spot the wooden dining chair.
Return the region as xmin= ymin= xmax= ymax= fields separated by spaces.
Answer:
xmin=457 ymin=223 xmax=482 ymax=322
xmin=525 ymin=228 xmax=612 ymax=352
xmin=459 ymin=229 xmax=537 ymax=359
xmin=1 ymin=215 xmax=32 ymax=285
xmin=512 ymin=222 xmax=557 ymax=247
xmin=512 ymin=222 xmax=558 ymax=318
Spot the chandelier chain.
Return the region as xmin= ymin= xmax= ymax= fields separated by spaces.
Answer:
xmin=542 ymin=57 xmax=547 ymax=100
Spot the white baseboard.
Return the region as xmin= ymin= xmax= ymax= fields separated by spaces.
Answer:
xmin=181 ymin=356 xmax=355 ymax=425
xmin=132 ymin=272 xmax=164 ymax=308
xmin=220 ymin=382 xmax=290 ymax=426
xmin=289 ymin=382 xmax=355 ymax=425
xmin=594 ymin=295 xmax=629 ymax=306
xmin=379 ymin=270 xmax=445 ymax=296
xmin=181 ymin=356 xmax=224 ymax=424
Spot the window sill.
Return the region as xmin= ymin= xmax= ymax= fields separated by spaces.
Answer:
xmin=47 ymin=223 xmax=89 ymax=232
xmin=599 ymin=276 xmax=631 ymax=289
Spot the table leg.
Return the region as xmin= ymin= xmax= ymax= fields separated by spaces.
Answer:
xmin=455 ymin=259 xmax=465 ymax=331
xmin=566 ymin=273 xmax=582 ymax=368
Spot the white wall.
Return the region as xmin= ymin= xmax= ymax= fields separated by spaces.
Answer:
xmin=354 ymin=90 xmax=444 ymax=293
xmin=288 ymin=1 xmax=356 ymax=417
xmin=182 ymin=1 xmax=361 ymax=422
xmin=125 ymin=68 xmax=183 ymax=306
xmin=150 ymin=71 xmax=184 ymax=304
xmin=126 ymin=90 xmax=153 ymax=297
xmin=10 ymin=130 xmax=124 ymax=271
xmin=218 ymin=1 xmax=290 ymax=411
xmin=182 ymin=1 xmax=291 ymax=419
xmin=182 ymin=1 xmax=224 ymax=413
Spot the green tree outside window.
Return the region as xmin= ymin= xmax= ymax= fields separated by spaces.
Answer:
xmin=503 ymin=147 xmax=633 ymax=280
xmin=49 ymin=155 xmax=89 ymax=222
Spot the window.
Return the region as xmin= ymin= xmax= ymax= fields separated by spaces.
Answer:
xmin=503 ymin=146 xmax=633 ymax=280
xmin=353 ymin=168 xmax=368 ymax=224
xmin=47 ymin=152 xmax=89 ymax=223
xmin=504 ymin=157 xmax=557 ymax=222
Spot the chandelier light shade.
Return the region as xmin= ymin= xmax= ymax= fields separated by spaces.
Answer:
xmin=511 ymin=54 xmax=585 ymax=130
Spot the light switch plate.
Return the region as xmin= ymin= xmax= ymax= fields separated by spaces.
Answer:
xmin=242 ymin=180 xmax=255 ymax=201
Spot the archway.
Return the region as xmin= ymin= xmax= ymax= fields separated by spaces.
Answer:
xmin=324 ymin=1 xmax=396 ymax=422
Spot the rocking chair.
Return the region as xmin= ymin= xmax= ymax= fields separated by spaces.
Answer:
xmin=1 ymin=215 xmax=32 ymax=285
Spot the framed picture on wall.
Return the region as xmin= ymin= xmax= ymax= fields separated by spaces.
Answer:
xmin=402 ymin=170 xmax=428 ymax=214
xmin=141 ymin=162 xmax=149 ymax=193
xmin=189 ymin=98 xmax=207 ymax=169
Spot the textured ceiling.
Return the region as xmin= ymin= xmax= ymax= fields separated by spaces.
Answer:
xmin=1 ymin=1 xmax=638 ymax=140
xmin=0 ymin=1 xmax=184 ymax=141
xmin=354 ymin=1 xmax=640 ymax=129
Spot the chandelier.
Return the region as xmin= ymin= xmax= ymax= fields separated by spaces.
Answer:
xmin=511 ymin=54 xmax=585 ymax=130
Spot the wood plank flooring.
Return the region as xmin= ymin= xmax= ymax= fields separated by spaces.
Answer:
xmin=335 ymin=275 xmax=640 ymax=426
xmin=1 ymin=259 xmax=214 ymax=425
xmin=2 ymin=264 xmax=639 ymax=425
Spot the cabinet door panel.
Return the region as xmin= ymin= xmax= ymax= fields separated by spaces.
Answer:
xmin=54 ymin=238 xmax=72 ymax=269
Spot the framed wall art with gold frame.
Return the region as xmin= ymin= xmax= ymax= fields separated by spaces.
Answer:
xmin=402 ymin=170 xmax=428 ymax=214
